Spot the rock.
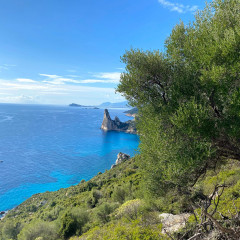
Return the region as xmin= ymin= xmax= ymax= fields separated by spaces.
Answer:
xmin=111 ymin=164 xmax=116 ymax=169
xmin=116 ymin=152 xmax=130 ymax=165
xmin=101 ymin=109 xmax=137 ymax=134
xmin=111 ymin=152 xmax=130 ymax=169
xmin=159 ymin=213 xmax=190 ymax=233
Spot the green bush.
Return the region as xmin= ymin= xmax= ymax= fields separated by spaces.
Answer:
xmin=59 ymin=208 xmax=89 ymax=239
xmin=86 ymin=190 xmax=102 ymax=208
xmin=26 ymin=204 xmax=38 ymax=213
xmin=112 ymin=186 xmax=126 ymax=204
xmin=115 ymin=199 xmax=142 ymax=220
xmin=1 ymin=221 xmax=21 ymax=240
xmin=95 ymin=203 xmax=118 ymax=224
xmin=78 ymin=219 xmax=165 ymax=240
xmin=18 ymin=221 xmax=58 ymax=240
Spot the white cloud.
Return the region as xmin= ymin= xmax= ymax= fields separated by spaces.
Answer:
xmin=67 ymin=75 xmax=82 ymax=78
xmin=16 ymin=78 xmax=37 ymax=83
xmin=0 ymin=70 xmax=125 ymax=105
xmin=39 ymin=72 xmax=121 ymax=85
xmin=0 ymin=94 xmax=37 ymax=104
xmin=42 ymin=78 xmax=81 ymax=85
xmin=95 ymin=72 xmax=121 ymax=80
xmin=39 ymin=74 xmax=61 ymax=79
xmin=158 ymin=0 xmax=198 ymax=13
xmin=78 ymin=79 xmax=113 ymax=84
xmin=77 ymin=72 xmax=121 ymax=84
xmin=0 ymin=82 xmax=49 ymax=90
xmin=89 ymin=72 xmax=121 ymax=84
xmin=39 ymin=74 xmax=82 ymax=85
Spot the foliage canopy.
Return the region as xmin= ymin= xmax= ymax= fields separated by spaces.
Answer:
xmin=117 ymin=0 xmax=240 ymax=194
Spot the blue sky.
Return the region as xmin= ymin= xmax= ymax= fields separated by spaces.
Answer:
xmin=0 ymin=0 xmax=207 ymax=105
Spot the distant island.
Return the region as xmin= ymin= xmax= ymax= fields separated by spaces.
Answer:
xmin=69 ymin=101 xmax=130 ymax=109
xmin=69 ymin=103 xmax=99 ymax=109
xmin=98 ymin=101 xmax=129 ymax=108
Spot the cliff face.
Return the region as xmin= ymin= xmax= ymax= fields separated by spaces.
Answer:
xmin=101 ymin=109 xmax=137 ymax=134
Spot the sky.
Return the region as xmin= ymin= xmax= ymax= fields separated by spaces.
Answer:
xmin=0 ymin=0 xmax=207 ymax=105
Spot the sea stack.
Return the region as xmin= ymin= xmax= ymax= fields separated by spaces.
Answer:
xmin=101 ymin=109 xmax=137 ymax=134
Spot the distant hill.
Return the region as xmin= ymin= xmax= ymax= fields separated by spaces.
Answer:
xmin=98 ymin=101 xmax=129 ymax=108
xmin=69 ymin=103 xmax=84 ymax=107
xmin=69 ymin=103 xmax=99 ymax=109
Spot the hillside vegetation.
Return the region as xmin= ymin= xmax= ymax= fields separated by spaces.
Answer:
xmin=1 ymin=0 xmax=240 ymax=239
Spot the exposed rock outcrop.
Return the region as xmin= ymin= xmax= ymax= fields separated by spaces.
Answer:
xmin=159 ymin=213 xmax=190 ymax=233
xmin=111 ymin=152 xmax=130 ymax=169
xmin=101 ymin=109 xmax=136 ymax=134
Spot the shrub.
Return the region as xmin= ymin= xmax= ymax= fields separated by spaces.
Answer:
xmin=26 ymin=204 xmax=38 ymax=212
xmin=112 ymin=186 xmax=126 ymax=204
xmin=115 ymin=199 xmax=142 ymax=220
xmin=86 ymin=190 xmax=102 ymax=208
xmin=18 ymin=221 xmax=58 ymax=240
xmin=2 ymin=221 xmax=21 ymax=240
xmin=59 ymin=208 xmax=89 ymax=239
xmin=95 ymin=203 xmax=118 ymax=224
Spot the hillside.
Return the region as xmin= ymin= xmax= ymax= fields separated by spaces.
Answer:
xmin=124 ymin=108 xmax=138 ymax=117
xmin=0 ymin=153 xmax=240 ymax=240
xmin=98 ymin=101 xmax=129 ymax=109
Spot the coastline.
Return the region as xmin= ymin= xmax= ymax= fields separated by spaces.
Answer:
xmin=0 ymin=106 xmax=139 ymax=213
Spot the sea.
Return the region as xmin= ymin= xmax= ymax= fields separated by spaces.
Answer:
xmin=0 ymin=104 xmax=139 ymax=212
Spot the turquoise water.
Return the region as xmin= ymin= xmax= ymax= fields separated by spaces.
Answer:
xmin=0 ymin=104 xmax=139 ymax=211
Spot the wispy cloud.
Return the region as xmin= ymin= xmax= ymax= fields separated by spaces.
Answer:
xmin=39 ymin=72 xmax=121 ymax=85
xmin=0 ymin=64 xmax=16 ymax=71
xmin=16 ymin=78 xmax=37 ymax=83
xmin=78 ymin=79 xmax=116 ymax=84
xmin=0 ymin=70 xmax=124 ymax=104
xmin=39 ymin=74 xmax=61 ymax=79
xmin=91 ymin=72 xmax=121 ymax=83
xmin=39 ymin=74 xmax=81 ymax=84
xmin=158 ymin=0 xmax=198 ymax=13
xmin=0 ymin=95 xmax=37 ymax=104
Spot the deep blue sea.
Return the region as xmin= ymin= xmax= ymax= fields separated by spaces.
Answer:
xmin=0 ymin=104 xmax=139 ymax=212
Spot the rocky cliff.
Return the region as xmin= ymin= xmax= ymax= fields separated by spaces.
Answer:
xmin=101 ymin=109 xmax=136 ymax=134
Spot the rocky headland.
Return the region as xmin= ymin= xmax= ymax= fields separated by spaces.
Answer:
xmin=101 ymin=109 xmax=137 ymax=134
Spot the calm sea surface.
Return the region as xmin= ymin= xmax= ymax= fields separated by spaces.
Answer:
xmin=0 ymin=104 xmax=139 ymax=211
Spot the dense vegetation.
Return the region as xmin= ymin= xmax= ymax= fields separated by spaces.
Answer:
xmin=118 ymin=0 xmax=240 ymax=193
xmin=1 ymin=0 xmax=240 ymax=239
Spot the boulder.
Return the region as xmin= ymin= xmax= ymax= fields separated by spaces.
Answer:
xmin=159 ymin=213 xmax=190 ymax=233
